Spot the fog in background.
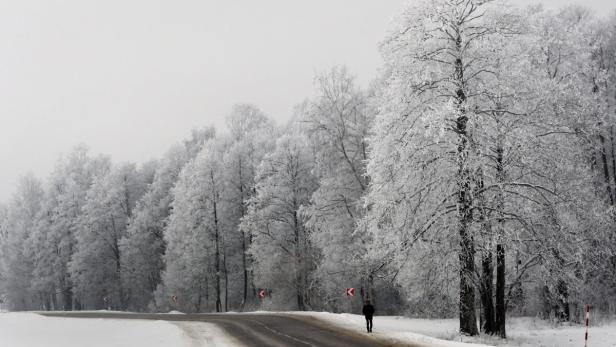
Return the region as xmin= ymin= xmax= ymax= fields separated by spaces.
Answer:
xmin=0 ymin=0 xmax=613 ymax=202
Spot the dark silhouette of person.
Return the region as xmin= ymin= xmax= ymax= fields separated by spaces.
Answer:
xmin=362 ymin=299 xmax=375 ymax=333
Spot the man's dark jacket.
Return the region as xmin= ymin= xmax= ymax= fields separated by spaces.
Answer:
xmin=362 ymin=304 xmax=375 ymax=318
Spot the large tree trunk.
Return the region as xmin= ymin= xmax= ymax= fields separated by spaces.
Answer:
xmin=196 ymin=285 xmax=202 ymax=313
xmin=459 ymin=219 xmax=478 ymax=336
xmin=495 ymin=244 xmax=506 ymax=337
xmin=222 ymin=242 xmax=229 ymax=312
xmin=494 ymin=138 xmax=507 ymax=338
xmin=556 ymin=279 xmax=570 ymax=321
xmin=481 ymin=250 xmax=496 ymax=334
xmin=454 ymin=31 xmax=478 ymax=336
xmin=610 ymin=126 xmax=616 ymax=201
xmin=109 ymin=216 xmax=125 ymax=310
xmin=477 ymin=169 xmax=495 ymax=335
xmin=240 ymin=233 xmax=248 ymax=311
xmin=293 ymin=209 xmax=306 ymax=311
xmin=204 ymin=276 xmax=209 ymax=312
xmin=238 ymin=158 xmax=253 ymax=311
xmin=599 ymin=133 xmax=614 ymax=204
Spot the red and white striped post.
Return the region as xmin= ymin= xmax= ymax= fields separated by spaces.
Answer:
xmin=584 ymin=304 xmax=590 ymax=347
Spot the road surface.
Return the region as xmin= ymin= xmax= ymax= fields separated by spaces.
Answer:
xmin=39 ymin=311 xmax=422 ymax=347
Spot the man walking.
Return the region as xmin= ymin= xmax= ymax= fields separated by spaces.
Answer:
xmin=362 ymin=299 xmax=375 ymax=333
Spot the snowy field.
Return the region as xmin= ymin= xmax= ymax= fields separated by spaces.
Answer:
xmin=284 ymin=312 xmax=616 ymax=347
xmin=0 ymin=312 xmax=236 ymax=347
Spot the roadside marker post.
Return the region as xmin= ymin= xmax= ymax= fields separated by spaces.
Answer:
xmin=257 ymin=288 xmax=272 ymax=299
xmin=584 ymin=304 xmax=590 ymax=347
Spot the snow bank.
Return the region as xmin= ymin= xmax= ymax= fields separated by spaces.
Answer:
xmin=0 ymin=312 xmax=235 ymax=347
xmin=283 ymin=312 xmax=616 ymax=347
xmin=284 ymin=311 xmax=492 ymax=347
xmin=506 ymin=317 xmax=616 ymax=347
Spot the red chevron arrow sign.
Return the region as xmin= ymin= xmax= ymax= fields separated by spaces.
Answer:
xmin=345 ymin=287 xmax=355 ymax=297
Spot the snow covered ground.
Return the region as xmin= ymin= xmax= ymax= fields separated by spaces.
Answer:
xmin=0 ymin=312 xmax=236 ymax=347
xmin=285 ymin=312 xmax=616 ymax=347
xmin=506 ymin=317 xmax=616 ymax=347
xmin=2 ymin=310 xmax=614 ymax=347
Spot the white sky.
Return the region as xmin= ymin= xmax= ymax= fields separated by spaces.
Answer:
xmin=0 ymin=0 xmax=614 ymax=202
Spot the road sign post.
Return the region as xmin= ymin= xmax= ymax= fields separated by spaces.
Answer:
xmin=257 ymin=288 xmax=272 ymax=299
xmin=170 ymin=294 xmax=178 ymax=310
xmin=345 ymin=287 xmax=355 ymax=313
xmin=345 ymin=288 xmax=355 ymax=297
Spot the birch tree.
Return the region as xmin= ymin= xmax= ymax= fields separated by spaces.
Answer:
xmin=242 ymin=130 xmax=318 ymax=310
xmin=160 ymin=138 xmax=227 ymax=312
xmin=70 ymin=163 xmax=149 ymax=309
xmin=0 ymin=175 xmax=44 ymax=310
xmin=32 ymin=147 xmax=109 ymax=310
xmin=299 ymin=67 xmax=377 ymax=310
xmin=121 ymin=128 xmax=214 ymax=311
xmin=222 ymin=104 xmax=276 ymax=310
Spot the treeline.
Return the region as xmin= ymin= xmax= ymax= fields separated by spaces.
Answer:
xmin=1 ymin=0 xmax=615 ymax=338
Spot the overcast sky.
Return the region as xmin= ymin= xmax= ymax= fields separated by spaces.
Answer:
xmin=0 ymin=0 xmax=614 ymax=202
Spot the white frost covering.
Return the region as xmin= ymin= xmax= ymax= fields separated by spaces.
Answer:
xmin=0 ymin=312 xmax=236 ymax=347
xmin=285 ymin=312 xmax=616 ymax=347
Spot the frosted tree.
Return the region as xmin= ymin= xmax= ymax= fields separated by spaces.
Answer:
xmin=242 ymin=130 xmax=318 ymax=310
xmin=160 ymin=137 xmax=228 ymax=312
xmin=367 ymin=2 xmax=610 ymax=336
xmin=516 ymin=6 xmax=616 ymax=322
xmin=121 ymin=128 xmax=214 ymax=311
xmin=299 ymin=67 xmax=376 ymax=310
xmin=26 ymin=198 xmax=59 ymax=310
xmin=0 ymin=175 xmax=44 ymax=310
xmin=70 ymin=163 xmax=150 ymax=309
xmin=367 ymin=0 xmax=527 ymax=335
xmin=465 ymin=7 xmax=561 ymax=335
xmin=222 ymin=104 xmax=276 ymax=310
xmin=1 ymin=148 xmax=110 ymax=311
xmin=583 ymin=12 xmax=616 ymax=313
xmin=41 ymin=147 xmax=110 ymax=310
